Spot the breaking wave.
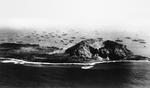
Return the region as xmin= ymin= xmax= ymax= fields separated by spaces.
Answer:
xmin=0 ymin=57 xmax=149 ymax=69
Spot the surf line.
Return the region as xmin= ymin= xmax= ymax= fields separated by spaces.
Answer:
xmin=0 ymin=58 xmax=149 ymax=69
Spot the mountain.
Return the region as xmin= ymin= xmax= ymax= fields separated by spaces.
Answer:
xmin=65 ymin=39 xmax=103 ymax=62
xmin=65 ymin=39 xmax=148 ymax=62
xmin=98 ymin=40 xmax=133 ymax=60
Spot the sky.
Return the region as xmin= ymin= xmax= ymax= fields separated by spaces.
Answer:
xmin=0 ymin=0 xmax=150 ymax=34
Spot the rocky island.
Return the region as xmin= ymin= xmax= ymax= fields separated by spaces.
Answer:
xmin=0 ymin=38 xmax=148 ymax=63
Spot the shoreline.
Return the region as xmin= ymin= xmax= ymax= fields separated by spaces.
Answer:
xmin=0 ymin=57 xmax=149 ymax=67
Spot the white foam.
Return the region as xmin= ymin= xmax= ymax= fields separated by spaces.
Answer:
xmin=0 ymin=57 xmax=149 ymax=68
xmin=81 ymin=66 xmax=94 ymax=69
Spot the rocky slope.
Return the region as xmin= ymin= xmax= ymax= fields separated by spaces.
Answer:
xmin=98 ymin=40 xmax=133 ymax=60
xmin=65 ymin=39 xmax=102 ymax=57
xmin=65 ymin=39 xmax=102 ymax=62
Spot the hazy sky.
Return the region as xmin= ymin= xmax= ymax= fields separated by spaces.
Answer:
xmin=0 ymin=0 xmax=150 ymax=33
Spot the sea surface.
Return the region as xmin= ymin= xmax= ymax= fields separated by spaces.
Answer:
xmin=0 ymin=61 xmax=150 ymax=88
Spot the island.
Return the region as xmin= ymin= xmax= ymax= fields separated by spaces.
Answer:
xmin=0 ymin=38 xmax=149 ymax=64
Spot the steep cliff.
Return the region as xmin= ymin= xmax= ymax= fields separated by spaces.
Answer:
xmin=98 ymin=40 xmax=133 ymax=60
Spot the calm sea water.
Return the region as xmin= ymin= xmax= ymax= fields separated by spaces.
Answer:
xmin=0 ymin=62 xmax=150 ymax=88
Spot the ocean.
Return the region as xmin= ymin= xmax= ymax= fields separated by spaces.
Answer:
xmin=0 ymin=61 xmax=150 ymax=88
